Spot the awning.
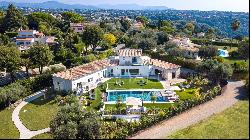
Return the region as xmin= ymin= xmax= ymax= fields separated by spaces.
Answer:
xmin=126 ymin=97 xmax=142 ymax=106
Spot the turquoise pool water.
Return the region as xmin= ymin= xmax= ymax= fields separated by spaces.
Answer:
xmin=107 ymin=91 xmax=166 ymax=102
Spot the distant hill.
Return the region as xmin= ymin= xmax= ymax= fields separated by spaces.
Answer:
xmin=0 ymin=1 xmax=99 ymax=9
xmin=0 ymin=1 xmax=171 ymax=10
xmin=97 ymin=4 xmax=171 ymax=10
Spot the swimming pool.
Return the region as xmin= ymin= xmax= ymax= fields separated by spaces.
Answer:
xmin=107 ymin=91 xmax=166 ymax=102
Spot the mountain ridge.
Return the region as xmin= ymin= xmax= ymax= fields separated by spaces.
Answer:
xmin=0 ymin=1 xmax=171 ymax=10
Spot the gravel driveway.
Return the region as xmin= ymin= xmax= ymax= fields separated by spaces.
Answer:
xmin=129 ymin=81 xmax=246 ymax=139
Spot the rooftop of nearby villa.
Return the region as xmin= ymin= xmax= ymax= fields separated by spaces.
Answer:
xmin=118 ymin=49 xmax=143 ymax=57
xmin=53 ymin=59 xmax=119 ymax=80
xmin=144 ymin=59 xmax=181 ymax=70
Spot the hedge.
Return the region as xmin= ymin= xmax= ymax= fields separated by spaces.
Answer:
xmin=0 ymin=74 xmax=53 ymax=109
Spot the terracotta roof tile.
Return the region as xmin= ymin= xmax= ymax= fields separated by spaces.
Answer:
xmin=53 ymin=59 xmax=118 ymax=80
xmin=118 ymin=49 xmax=142 ymax=57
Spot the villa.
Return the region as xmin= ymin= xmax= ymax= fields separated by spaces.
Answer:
xmin=53 ymin=49 xmax=181 ymax=93
xmin=169 ymin=37 xmax=201 ymax=60
xmin=15 ymin=29 xmax=57 ymax=51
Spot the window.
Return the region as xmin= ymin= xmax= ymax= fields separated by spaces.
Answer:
xmin=78 ymin=28 xmax=82 ymax=30
xmin=172 ymin=72 xmax=176 ymax=79
xmin=22 ymin=35 xmax=26 ymax=37
xmin=123 ymin=57 xmax=125 ymax=60
xmin=121 ymin=69 xmax=125 ymax=75
xmin=88 ymin=78 xmax=93 ymax=82
xmin=129 ymin=69 xmax=139 ymax=75
xmin=77 ymin=83 xmax=82 ymax=88
xmin=28 ymin=35 xmax=33 ymax=37
xmin=132 ymin=57 xmax=137 ymax=63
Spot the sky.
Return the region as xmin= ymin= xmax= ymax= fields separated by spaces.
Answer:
xmin=10 ymin=0 xmax=250 ymax=12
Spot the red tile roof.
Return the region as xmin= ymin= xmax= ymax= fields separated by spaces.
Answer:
xmin=53 ymin=59 xmax=118 ymax=80
xmin=118 ymin=49 xmax=142 ymax=57
xmin=145 ymin=59 xmax=181 ymax=70
xmin=16 ymin=38 xmax=34 ymax=41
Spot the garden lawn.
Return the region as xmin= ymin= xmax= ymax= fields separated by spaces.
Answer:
xmin=168 ymin=100 xmax=249 ymax=139
xmin=105 ymin=78 xmax=163 ymax=90
xmin=175 ymin=88 xmax=199 ymax=101
xmin=31 ymin=133 xmax=53 ymax=139
xmin=19 ymin=95 xmax=59 ymax=130
xmin=88 ymin=87 xmax=103 ymax=110
xmin=0 ymin=108 xmax=19 ymax=139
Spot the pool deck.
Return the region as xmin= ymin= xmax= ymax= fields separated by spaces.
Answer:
xmin=106 ymin=89 xmax=164 ymax=92
xmin=104 ymin=101 xmax=175 ymax=104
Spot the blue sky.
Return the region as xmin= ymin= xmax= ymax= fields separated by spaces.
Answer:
xmin=11 ymin=0 xmax=249 ymax=12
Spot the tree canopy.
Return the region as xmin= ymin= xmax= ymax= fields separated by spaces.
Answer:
xmin=2 ymin=4 xmax=27 ymax=32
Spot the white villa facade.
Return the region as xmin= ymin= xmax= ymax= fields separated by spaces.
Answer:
xmin=53 ymin=49 xmax=181 ymax=92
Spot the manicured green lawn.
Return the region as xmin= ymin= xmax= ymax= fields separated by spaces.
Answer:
xmin=31 ymin=133 xmax=53 ymax=139
xmin=19 ymin=95 xmax=59 ymax=130
xmin=105 ymin=78 xmax=164 ymax=90
xmin=168 ymin=101 xmax=249 ymax=139
xmin=0 ymin=108 xmax=19 ymax=139
xmin=175 ymin=88 xmax=199 ymax=101
xmin=88 ymin=87 xmax=103 ymax=110
xmin=223 ymin=57 xmax=249 ymax=65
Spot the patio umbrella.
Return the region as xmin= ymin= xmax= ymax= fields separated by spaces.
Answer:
xmin=166 ymin=86 xmax=181 ymax=91
xmin=126 ymin=97 xmax=142 ymax=106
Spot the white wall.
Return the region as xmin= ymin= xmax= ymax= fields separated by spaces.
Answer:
xmin=18 ymin=30 xmax=38 ymax=38
xmin=119 ymin=56 xmax=143 ymax=65
xmin=53 ymin=76 xmax=72 ymax=92
xmin=108 ymin=65 xmax=151 ymax=77
xmin=71 ymin=69 xmax=107 ymax=90
xmin=16 ymin=39 xmax=35 ymax=46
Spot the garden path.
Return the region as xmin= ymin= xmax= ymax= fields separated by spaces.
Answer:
xmin=129 ymin=80 xmax=246 ymax=139
xmin=12 ymin=90 xmax=50 ymax=139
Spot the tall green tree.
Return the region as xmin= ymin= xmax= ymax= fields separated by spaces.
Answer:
xmin=27 ymin=12 xmax=56 ymax=30
xmin=61 ymin=12 xmax=84 ymax=23
xmin=0 ymin=46 xmax=21 ymax=82
xmin=82 ymin=25 xmax=104 ymax=52
xmin=2 ymin=4 xmax=27 ymax=32
xmin=50 ymin=98 xmax=101 ymax=139
xmin=238 ymin=38 xmax=249 ymax=61
xmin=198 ymin=46 xmax=218 ymax=59
xmin=230 ymin=19 xmax=241 ymax=48
xmin=120 ymin=19 xmax=131 ymax=32
xmin=28 ymin=44 xmax=54 ymax=74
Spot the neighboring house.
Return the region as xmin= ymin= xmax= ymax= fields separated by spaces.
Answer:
xmin=70 ymin=22 xmax=99 ymax=33
xmin=53 ymin=49 xmax=181 ymax=92
xmin=196 ymin=32 xmax=205 ymax=38
xmin=70 ymin=23 xmax=84 ymax=33
xmin=169 ymin=37 xmax=201 ymax=60
xmin=15 ymin=29 xmax=57 ymax=52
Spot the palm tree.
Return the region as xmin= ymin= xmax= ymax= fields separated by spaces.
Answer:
xmin=151 ymin=94 xmax=157 ymax=114
xmin=116 ymin=95 xmax=123 ymax=114
xmin=231 ymin=20 xmax=241 ymax=48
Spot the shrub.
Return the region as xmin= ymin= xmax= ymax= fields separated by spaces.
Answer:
xmin=0 ymin=74 xmax=53 ymax=109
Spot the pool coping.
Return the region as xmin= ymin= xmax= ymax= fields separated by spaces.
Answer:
xmin=106 ymin=89 xmax=165 ymax=92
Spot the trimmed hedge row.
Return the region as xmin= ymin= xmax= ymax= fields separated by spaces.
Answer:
xmin=0 ymin=74 xmax=53 ymax=109
xmin=100 ymin=85 xmax=222 ymax=139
